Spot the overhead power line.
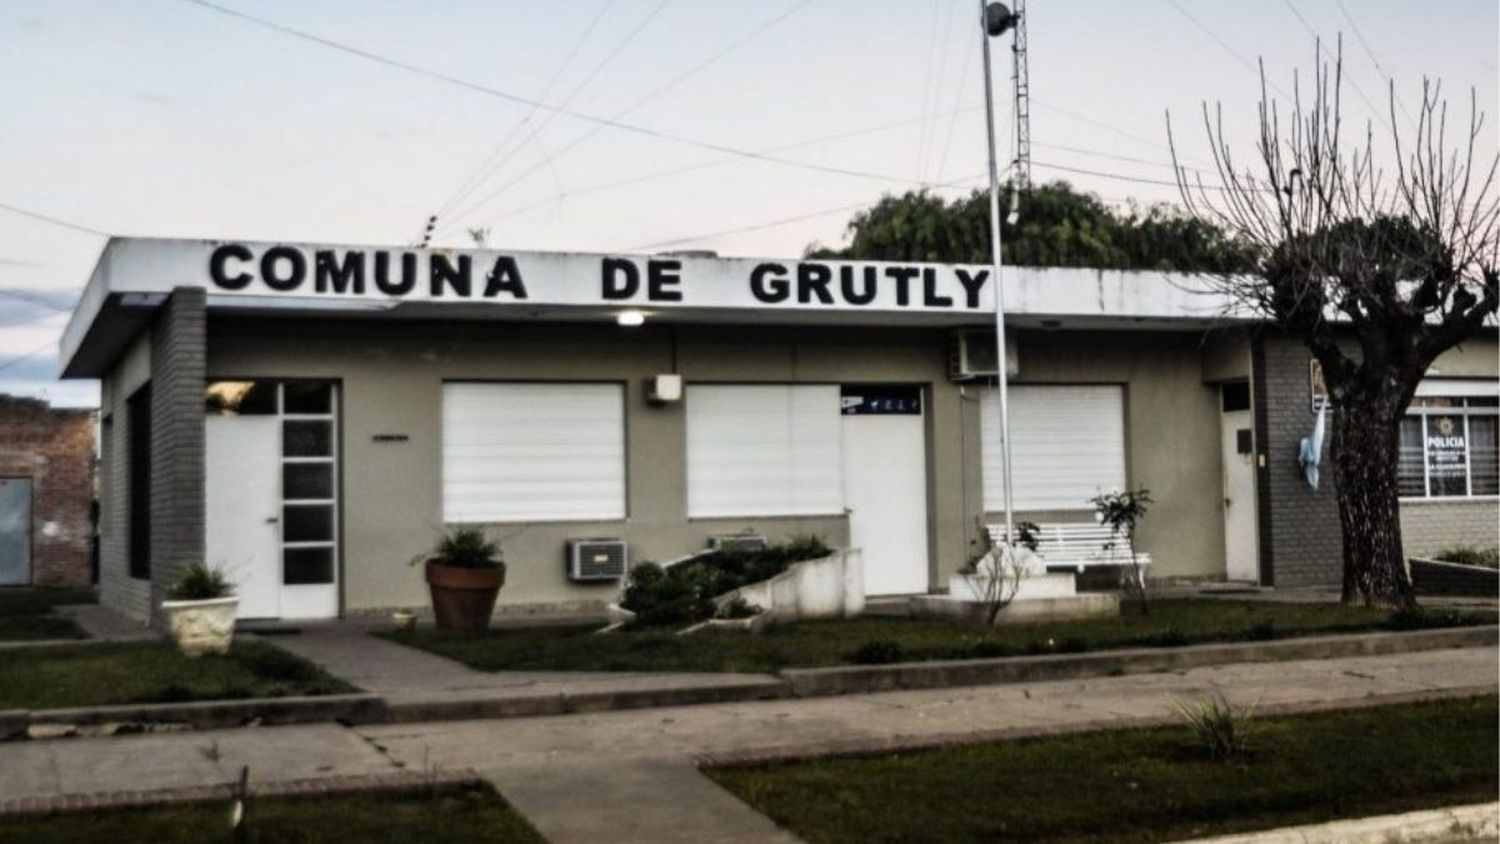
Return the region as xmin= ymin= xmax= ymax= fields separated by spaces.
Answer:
xmin=0 ymin=201 xmax=108 ymax=237
xmin=1277 ymin=1 xmax=1393 ymax=131
xmin=433 ymin=0 xmax=622 ymax=221
xmin=436 ymin=0 xmax=821 ymax=235
xmin=179 ymin=0 xmax=916 ymax=209
xmin=1161 ymin=0 xmax=1292 ymax=100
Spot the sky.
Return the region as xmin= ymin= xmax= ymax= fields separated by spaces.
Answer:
xmin=1 ymin=0 xmax=1495 ymax=407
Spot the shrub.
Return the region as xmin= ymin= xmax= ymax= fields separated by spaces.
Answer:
xmin=434 ymin=528 xmax=502 ymax=569
xmin=167 ymin=561 xmax=234 ymax=601
xmin=716 ymin=596 xmax=762 ymax=620
xmin=849 ymin=640 xmax=905 ymax=664
xmin=1434 ymin=545 xmax=1500 ymax=569
xmin=1175 ymin=692 xmax=1253 ymax=762
xmin=621 ymin=537 xmax=831 ymax=628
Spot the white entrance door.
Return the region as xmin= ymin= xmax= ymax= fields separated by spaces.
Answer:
xmin=842 ymin=386 xmax=929 ymax=596
xmin=207 ymin=416 xmax=281 ymax=618
xmin=1221 ymin=406 xmax=1260 ymax=582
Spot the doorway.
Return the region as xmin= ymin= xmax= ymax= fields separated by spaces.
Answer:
xmin=841 ymin=385 xmax=930 ymax=596
xmin=1220 ymin=381 xmax=1259 ymax=582
xmin=0 ymin=477 xmax=32 ymax=585
xmin=205 ymin=380 xmax=340 ymax=619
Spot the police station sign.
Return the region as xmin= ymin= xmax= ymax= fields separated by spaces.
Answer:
xmin=201 ymin=242 xmax=996 ymax=313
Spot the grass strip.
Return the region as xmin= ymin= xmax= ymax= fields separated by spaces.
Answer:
xmin=0 ymin=588 xmax=95 ymax=642
xmin=707 ymin=695 xmax=1499 ymax=844
xmin=382 ymin=599 xmax=1491 ymax=674
xmin=0 ymin=641 xmax=354 ymax=710
xmin=0 ymin=783 xmax=545 ymax=844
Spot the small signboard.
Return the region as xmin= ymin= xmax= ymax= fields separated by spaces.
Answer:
xmin=841 ymin=385 xmax=922 ymax=416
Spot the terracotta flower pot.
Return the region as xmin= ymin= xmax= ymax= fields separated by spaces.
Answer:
xmin=425 ymin=559 xmax=505 ymax=631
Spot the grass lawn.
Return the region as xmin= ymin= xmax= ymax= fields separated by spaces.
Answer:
xmin=0 ymin=784 xmax=545 ymax=844
xmin=709 ymin=696 xmax=1499 ymax=844
xmin=0 ymin=641 xmax=354 ymax=710
xmin=0 ymin=587 xmax=95 ymax=642
xmin=381 ymin=599 xmax=1491 ymax=674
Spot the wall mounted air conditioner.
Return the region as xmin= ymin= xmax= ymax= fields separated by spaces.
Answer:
xmin=709 ymin=533 xmax=768 ymax=554
xmin=948 ymin=329 xmax=1019 ymax=382
xmin=567 ymin=538 xmax=628 ymax=581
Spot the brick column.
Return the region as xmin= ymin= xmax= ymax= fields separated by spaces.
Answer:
xmin=148 ymin=287 xmax=207 ymax=619
xmin=1252 ymin=331 xmax=1344 ymax=586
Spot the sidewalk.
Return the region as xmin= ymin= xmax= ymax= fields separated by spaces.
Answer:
xmin=1 ymin=645 xmax=1494 ymax=843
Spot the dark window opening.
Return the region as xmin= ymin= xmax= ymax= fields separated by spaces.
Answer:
xmin=127 ymin=385 xmax=152 ymax=580
xmin=1221 ymin=381 xmax=1251 ymax=412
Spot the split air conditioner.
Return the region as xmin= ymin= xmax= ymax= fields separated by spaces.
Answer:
xmin=645 ymin=374 xmax=683 ymax=403
xmin=567 ymin=538 xmax=628 ymax=581
xmin=948 ymin=329 xmax=1019 ymax=382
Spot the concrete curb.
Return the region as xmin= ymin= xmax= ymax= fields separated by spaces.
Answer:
xmin=1176 ymin=801 xmax=1499 ymax=843
xmin=778 ymin=625 xmax=1499 ymax=697
xmin=695 ymin=684 xmax=1500 ymax=768
xmin=0 ymin=768 xmax=485 ymax=819
xmin=17 ymin=693 xmax=385 ymax=738
xmin=7 ymin=626 xmax=1495 ymax=739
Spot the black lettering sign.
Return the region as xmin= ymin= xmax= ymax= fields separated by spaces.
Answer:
xmin=750 ymin=263 xmax=790 ymax=303
xmin=484 ymin=256 xmax=527 ymax=299
xmin=921 ymin=267 xmax=953 ymax=307
xmin=314 ymin=250 xmax=365 ymax=294
xmin=885 ymin=266 xmax=918 ymax=307
xmin=955 ymin=268 xmax=988 ymax=308
xmin=374 ymin=252 xmax=417 ymax=295
xmin=430 ymin=253 xmax=472 ymax=297
xmin=647 ymin=259 xmax=683 ymax=302
xmin=839 ymin=266 xmax=877 ymax=306
xmin=260 ymin=246 xmax=306 ymax=292
xmin=601 ymin=257 xmax=639 ymax=300
xmin=797 ymin=263 xmax=835 ymax=304
xmin=209 ymin=244 xmax=254 ymax=290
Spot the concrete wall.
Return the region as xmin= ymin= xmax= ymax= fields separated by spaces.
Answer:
xmin=98 ymin=333 xmax=153 ymax=621
xmin=971 ymin=330 xmax=1227 ymax=582
xmin=0 ymin=396 xmax=95 ymax=586
xmin=1401 ymin=499 xmax=1499 ymax=558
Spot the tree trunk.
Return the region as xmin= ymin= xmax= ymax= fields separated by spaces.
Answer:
xmin=1330 ymin=400 xmax=1417 ymax=608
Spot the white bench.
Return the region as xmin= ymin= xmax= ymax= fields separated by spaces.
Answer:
xmin=987 ymin=522 xmax=1152 ymax=588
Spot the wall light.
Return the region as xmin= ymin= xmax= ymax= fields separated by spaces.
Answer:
xmin=616 ymin=310 xmax=646 ymax=327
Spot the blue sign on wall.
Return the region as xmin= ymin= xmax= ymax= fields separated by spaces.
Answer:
xmin=841 ymin=385 xmax=922 ymax=416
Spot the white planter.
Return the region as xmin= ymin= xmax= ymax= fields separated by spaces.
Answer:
xmin=160 ymin=596 xmax=239 ymax=657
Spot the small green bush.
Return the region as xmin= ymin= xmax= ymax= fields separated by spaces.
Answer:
xmin=167 ymin=562 xmax=234 ymax=601
xmin=1175 ymin=692 xmax=1253 ymax=762
xmin=716 ymin=596 xmax=762 ymax=620
xmin=1434 ymin=545 xmax=1499 ymax=569
xmin=620 ymin=537 xmax=832 ymax=628
xmin=849 ymin=640 xmax=906 ymax=664
xmin=434 ymin=528 xmax=503 ymax=569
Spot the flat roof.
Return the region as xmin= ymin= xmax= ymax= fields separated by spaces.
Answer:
xmin=61 ymin=236 xmax=1250 ymax=377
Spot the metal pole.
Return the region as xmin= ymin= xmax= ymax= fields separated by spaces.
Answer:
xmin=979 ymin=0 xmax=1015 ymax=546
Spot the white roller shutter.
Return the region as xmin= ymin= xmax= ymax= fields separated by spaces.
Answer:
xmin=687 ymin=385 xmax=844 ymax=517
xmin=442 ymin=383 xmax=625 ymax=522
xmin=982 ymin=385 xmax=1127 ymax=511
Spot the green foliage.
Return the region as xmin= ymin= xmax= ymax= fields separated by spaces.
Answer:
xmin=167 ymin=562 xmax=234 ymax=601
xmin=1434 ymin=545 xmax=1499 ymax=568
xmin=1090 ymin=488 xmax=1154 ymax=538
xmin=620 ymin=536 xmax=832 ymax=628
xmin=849 ymin=640 xmax=906 ymax=665
xmin=807 ymin=182 xmax=1253 ymax=272
xmin=1175 ymin=692 xmax=1254 ymax=762
xmin=715 ymin=596 xmax=763 ymax=620
xmin=434 ymin=528 xmax=503 ymax=570
xmin=1014 ymin=520 xmax=1041 ymax=553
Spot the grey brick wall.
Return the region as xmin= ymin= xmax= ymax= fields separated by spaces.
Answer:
xmin=1401 ymin=499 xmax=1499 ymax=558
xmin=147 ymin=288 xmax=207 ymax=617
xmin=98 ymin=347 xmax=152 ymax=623
xmin=1254 ymin=334 xmax=1344 ymax=586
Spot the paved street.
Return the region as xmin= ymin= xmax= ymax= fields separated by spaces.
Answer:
xmin=1 ymin=646 xmax=1494 ymax=843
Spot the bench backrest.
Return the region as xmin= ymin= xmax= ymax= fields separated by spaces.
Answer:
xmin=987 ymin=522 xmax=1123 ymax=552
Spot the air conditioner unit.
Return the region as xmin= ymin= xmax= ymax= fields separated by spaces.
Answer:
xmin=567 ymin=538 xmax=628 ymax=581
xmin=948 ymin=329 xmax=1019 ymax=382
xmin=645 ymin=373 xmax=683 ymax=403
xmin=709 ymin=533 xmax=768 ymax=554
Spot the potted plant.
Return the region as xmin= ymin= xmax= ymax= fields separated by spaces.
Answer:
xmin=423 ymin=527 xmax=506 ymax=631
xmin=160 ymin=561 xmax=239 ymax=656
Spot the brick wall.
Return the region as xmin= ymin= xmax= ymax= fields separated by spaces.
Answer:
xmin=1400 ymin=499 xmax=1500 ymax=558
xmin=0 ymin=395 xmax=95 ymax=586
xmin=147 ymin=288 xmax=207 ymax=615
xmin=98 ymin=340 xmax=153 ymax=622
xmin=1253 ymin=334 xmax=1344 ymax=586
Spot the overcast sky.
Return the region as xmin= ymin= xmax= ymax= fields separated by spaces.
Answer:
xmin=1 ymin=0 xmax=1495 ymax=407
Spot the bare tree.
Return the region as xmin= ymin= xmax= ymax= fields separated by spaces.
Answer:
xmin=1169 ymin=39 xmax=1498 ymax=608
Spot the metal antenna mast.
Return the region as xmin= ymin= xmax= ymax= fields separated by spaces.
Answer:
xmin=1009 ymin=0 xmax=1031 ymax=190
